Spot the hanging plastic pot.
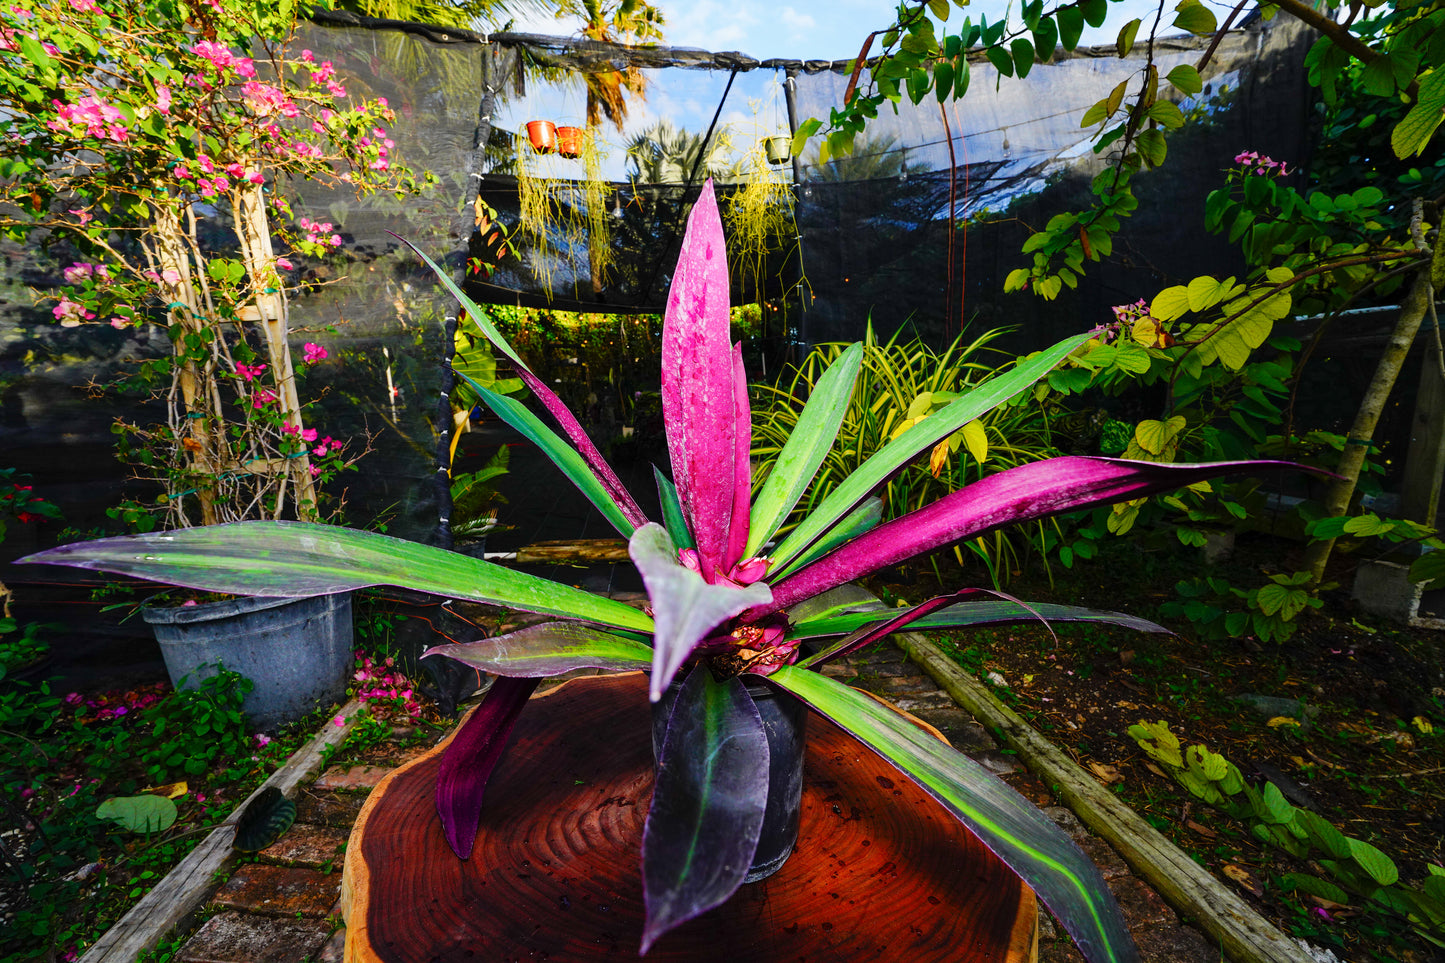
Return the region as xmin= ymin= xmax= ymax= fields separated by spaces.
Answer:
xmin=526 ymin=120 xmax=558 ymax=154
xmin=764 ymin=136 xmax=791 ymax=166
xmin=555 ymin=126 xmax=584 ymax=159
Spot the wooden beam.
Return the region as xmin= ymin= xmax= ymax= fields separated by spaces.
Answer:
xmin=894 ymin=633 xmax=1313 ymax=963
xmin=79 ymin=700 xmax=365 ymax=963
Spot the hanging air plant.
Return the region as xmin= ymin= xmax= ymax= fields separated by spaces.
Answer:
xmin=724 ymin=140 xmax=798 ymax=308
xmin=513 ymin=123 xmax=614 ymax=300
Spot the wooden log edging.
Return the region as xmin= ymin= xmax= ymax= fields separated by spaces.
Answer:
xmin=78 ymin=699 xmax=366 ymax=963
xmin=894 ymin=632 xmax=1313 ymax=963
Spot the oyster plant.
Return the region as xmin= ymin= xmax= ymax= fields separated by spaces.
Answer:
xmin=25 ymin=182 xmax=1302 ymax=960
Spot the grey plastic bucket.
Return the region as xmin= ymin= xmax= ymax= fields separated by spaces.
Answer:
xmin=143 ymin=593 xmax=353 ymax=731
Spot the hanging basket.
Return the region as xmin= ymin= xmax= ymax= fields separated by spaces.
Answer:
xmin=555 ymin=126 xmax=584 ymax=159
xmin=764 ymin=136 xmax=791 ymax=166
xmin=525 ymin=120 xmax=558 ymax=154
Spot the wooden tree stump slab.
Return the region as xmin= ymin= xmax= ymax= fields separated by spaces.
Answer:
xmin=343 ymin=673 xmax=1036 ymax=962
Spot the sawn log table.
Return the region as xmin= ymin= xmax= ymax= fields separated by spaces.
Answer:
xmin=342 ymin=672 xmax=1037 ymax=961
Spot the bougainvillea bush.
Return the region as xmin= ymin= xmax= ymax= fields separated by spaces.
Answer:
xmin=25 ymin=183 xmax=1310 ymax=961
xmin=0 ymin=0 xmax=424 ymax=526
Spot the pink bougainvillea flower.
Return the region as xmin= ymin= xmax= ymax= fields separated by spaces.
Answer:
xmin=235 ymin=362 xmax=266 ymax=382
xmin=275 ymin=257 xmax=294 ymax=271
xmin=302 ymin=342 xmax=328 ymax=363
xmin=300 ymin=428 xmax=318 ymax=443
xmin=155 ymin=86 xmax=172 ymax=114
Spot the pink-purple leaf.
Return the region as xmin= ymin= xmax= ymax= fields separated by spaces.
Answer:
xmin=726 ymin=342 xmax=752 ymax=572
xmin=435 ymin=675 xmax=539 ymax=858
xmin=423 ymin=622 xmax=653 ymax=677
xmin=758 ymin=457 xmax=1307 ymax=616
xmin=629 ymin=523 xmax=771 ymax=701
xmin=641 ymin=667 xmax=768 ymax=953
xmin=661 ymin=181 xmax=737 ymax=583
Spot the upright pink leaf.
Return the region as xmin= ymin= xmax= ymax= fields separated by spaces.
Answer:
xmin=754 ymin=456 xmax=1309 ymax=617
xmin=726 ymin=342 xmax=752 ymax=572
xmin=662 ymin=180 xmax=735 ymax=583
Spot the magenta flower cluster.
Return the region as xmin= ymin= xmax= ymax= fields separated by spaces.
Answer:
xmin=1233 ymin=150 xmax=1289 ymax=176
xmin=352 ymin=652 xmax=423 ymax=720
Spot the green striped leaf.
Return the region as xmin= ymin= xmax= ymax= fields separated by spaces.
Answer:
xmin=790 ymin=599 xmax=1166 ymax=641
xmin=769 ymin=666 xmax=1140 ymax=963
xmin=425 ymin=622 xmax=653 ymax=677
xmin=746 ymin=342 xmax=863 ymax=559
xmin=23 ymin=522 xmax=652 ymax=633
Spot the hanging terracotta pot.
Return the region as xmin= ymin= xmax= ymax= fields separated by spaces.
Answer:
xmin=764 ymin=135 xmax=791 ymax=166
xmin=525 ymin=120 xmax=558 ymax=154
xmin=555 ymin=125 xmax=584 ymax=159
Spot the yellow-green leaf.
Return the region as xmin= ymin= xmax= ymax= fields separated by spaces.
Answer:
xmin=1165 ymin=64 xmax=1203 ymax=95
xmin=906 ymin=392 xmax=935 ymax=419
xmin=1116 ymin=18 xmax=1140 ymax=57
xmin=1134 ymin=416 xmax=1185 ymax=455
xmin=960 ymin=419 xmax=988 ymax=463
xmin=1186 ymin=275 xmax=1224 ymax=313
xmin=1152 ymin=285 xmax=1192 ymax=322
xmin=1173 ymin=0 xmax=1217 ymax=35
xmin=1106 ymin=78 xmax=1128 ymax=116
xmin=1136 ymin=128 xmax=1167 ymax=168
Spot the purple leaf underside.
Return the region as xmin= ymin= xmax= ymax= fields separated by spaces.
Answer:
xmin=435 ymin=676 xmax=540 ymax=858
xmin=798 ymin=587 xmax=1000 ymax=668
xmin=629 ymin=524 xmax=772 ymax=701
xmin=423 ymin=621 xmax=654 ymax=677
xmin=759 ymin=456 xmax=1309 ymax=616
xmin=641 ymin=666 xmax=769 ymax=954
xmin=661 ymin=180 xmax=739 ymax=583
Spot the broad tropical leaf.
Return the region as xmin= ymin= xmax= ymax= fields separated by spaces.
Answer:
xmin=746 ymin=342 xmax=864 ymax=559
xmin=758 ymin=457 xmax=1304 ymax=615
xmin=436 ymin=676 xmax=540 ymax=858
xmin=768 ymin=331 xmax=1094 ymax=573
xmin=791 ymin=599 xmax=1167 ymax=641
xmin=22 ymin=522 xmax=653 ymax=633
xmin=461 ymin=375 xmax=636 ymax=538
xmin=769 ymin=666 xmax=1140 ymax=963
xmin=424 ymin=622 xmax=653 ymax=677
xmin=772 ymin=496 xmax=884 ymax=582
xmin=397 ymin=235 xmax=647 ymax=529
xmin=641 ymin=667 xmax=769 ymax=953
xmin=629 ymin=524 xmax=771 ymax=700
xmin=796 ymin=587 xmax=1002 ymax=668
xmin=662 ymin=180 xmax=742 ymax=583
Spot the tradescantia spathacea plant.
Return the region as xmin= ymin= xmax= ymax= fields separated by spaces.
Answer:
xmin=25 ymin=181 xmax=1309 ymax=961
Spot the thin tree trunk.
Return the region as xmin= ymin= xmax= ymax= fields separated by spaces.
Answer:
xmin=233 ymin=180 xmax=319 ymax=519
xmin=1304 ymin=257 xmax=1439 ymax=584
xmin=152 ymin=200 xmax=219 ymax=526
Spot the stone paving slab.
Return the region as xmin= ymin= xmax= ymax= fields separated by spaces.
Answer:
xmin=313 ymin=764 xmax=390 ymax=791
xmin=294 ymin=789 xmax=367 ymax=829
xmin=176 ymin=911 xmax=330 ymax=963
xmin=256 ymin=822 xmax=348 ymax=869
xmin=210 ymin=863 xmax=340 ymax=918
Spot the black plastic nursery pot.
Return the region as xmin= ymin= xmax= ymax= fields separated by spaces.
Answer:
xmin=651 ymin=674 xmax=808 ymax=882
xmin=142 ymin=593 xmax=353 ymax=731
